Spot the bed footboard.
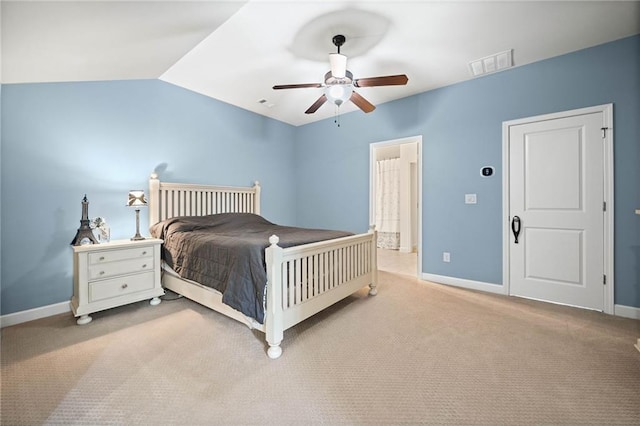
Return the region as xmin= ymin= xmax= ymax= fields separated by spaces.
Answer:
xmin=264 ymin=227 xmax=377 ymax=359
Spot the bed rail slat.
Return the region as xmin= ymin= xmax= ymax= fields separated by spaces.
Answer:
xmin=149 ymin=175 xmax=261 ymax=222
xmin=276 ymin=234 xmax=376 ymax=313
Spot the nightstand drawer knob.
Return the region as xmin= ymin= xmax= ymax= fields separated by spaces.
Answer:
xmin=142 ymin=251 xmax=147 ymax=255
xmin=99 ymin=256 xmax=105 ymax=261
xmin=99 ymin=271 xmax=105 ymax=276
xmin=142 ymin=264 xmax=147 ymax=269
xmin=121 ymin=283 xmax=128 ymax=289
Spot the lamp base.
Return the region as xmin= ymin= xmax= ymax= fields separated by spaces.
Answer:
xmin=131 ymin=208 xmax=145 ymax=241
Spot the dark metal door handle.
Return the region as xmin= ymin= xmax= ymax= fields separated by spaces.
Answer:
xmin=511 ymin=216 xmax=521 ymax=244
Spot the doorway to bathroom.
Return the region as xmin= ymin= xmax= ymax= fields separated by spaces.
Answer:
xmin=370 ymin=136 xmax=422 ymax=278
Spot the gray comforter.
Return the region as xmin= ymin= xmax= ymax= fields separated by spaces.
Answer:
xmin=150 ymin=213 xmax=353 ymax=324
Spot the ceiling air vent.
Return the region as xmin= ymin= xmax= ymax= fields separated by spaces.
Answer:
xmin=469 ymin=49 xmax=513 ymax=77
xmin=257 ymin=98 xmax=275 ymax=108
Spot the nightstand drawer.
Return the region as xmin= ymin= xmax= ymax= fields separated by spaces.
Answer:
xmin=89 ymin=271 xmax=155 ymax=303
xmin=88 ymin=257 xmax=154 ymax=280
xmin=88 ymin=246 xmax=153 ymax=265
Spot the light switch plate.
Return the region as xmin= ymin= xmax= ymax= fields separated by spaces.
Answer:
xmin=465 ymin=194 xmax=477 ymax=204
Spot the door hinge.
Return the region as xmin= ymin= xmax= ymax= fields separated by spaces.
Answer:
xmin=603 ymin=201 xmax=606 ymax=212
xmin=603 ymin=275 xmax=607 ymax=285
xmin=601 ymin=127 xmax=609 ymax=138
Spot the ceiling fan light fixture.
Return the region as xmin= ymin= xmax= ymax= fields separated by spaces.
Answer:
xmin=329 ymin=53 xmax=347 ymax=79
xmin=325 ymin=84 xmax=353 ymax=107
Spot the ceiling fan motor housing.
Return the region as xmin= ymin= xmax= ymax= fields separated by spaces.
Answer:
xmin=325 ymin=70 xmax=353 ymax=86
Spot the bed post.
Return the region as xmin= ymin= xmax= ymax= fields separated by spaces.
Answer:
xmin=253 ymin=181 xmax=261 ymax=215
xmin=264 ymin=235 xmax=284 ymax=359
xmin=368 ymin=224 xmax=378 ymax=296
xmin=149 ymin=173 xmax=160 ymax=225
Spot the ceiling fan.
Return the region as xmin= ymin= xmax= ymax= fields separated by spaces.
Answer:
xmin=273 ymin=34 xmax=409 ymax=114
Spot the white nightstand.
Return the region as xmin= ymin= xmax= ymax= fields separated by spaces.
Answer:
xmin=71 ymin=238 xmax=164 ymax=325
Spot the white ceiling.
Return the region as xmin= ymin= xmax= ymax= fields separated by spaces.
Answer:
xmin=2 ymin=1 xmax=639 ymax=126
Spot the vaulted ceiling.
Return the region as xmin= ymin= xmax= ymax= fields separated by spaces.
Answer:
xmin=2 ymin=1 xmax=639 ymax=126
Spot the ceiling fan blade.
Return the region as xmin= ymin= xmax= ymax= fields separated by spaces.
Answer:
xmin=353 ymin=74 xmax=408 ymax=88
xmin=350 ymin=91 xmax=376 ymax=113
xmin=273 ymin=83 xmax=323 ymax=90
xmin=305 ymin=95 xmax=327 ymax=114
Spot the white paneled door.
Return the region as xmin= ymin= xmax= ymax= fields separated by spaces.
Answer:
xmin=508 ymin=110 xmax=606 ymax=310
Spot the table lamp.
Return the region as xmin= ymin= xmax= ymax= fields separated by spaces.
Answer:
xmin=127 ymin=190 xmax=147 ymax=241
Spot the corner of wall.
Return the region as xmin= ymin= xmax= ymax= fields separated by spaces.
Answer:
xmin=1 ymin=83 xmax=3 ymax=315
xmin=1 ymin=0 xmax=4 ymax=313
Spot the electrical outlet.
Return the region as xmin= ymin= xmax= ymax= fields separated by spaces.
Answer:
xmin=443 ymin=252 xmax=450 ymax=263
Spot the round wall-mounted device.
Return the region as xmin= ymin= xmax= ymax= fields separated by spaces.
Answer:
xmin=481 ymin=166 xmax=494 ymax=177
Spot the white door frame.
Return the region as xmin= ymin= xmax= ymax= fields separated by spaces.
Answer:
xmin=502 ymin=104 xmax=614 ymax=314
xmin=370 ymin=135 xmax=423 ymax=277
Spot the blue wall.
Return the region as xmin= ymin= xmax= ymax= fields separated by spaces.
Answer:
xmin=295 ymin=35 xmax=640 ymax=307
xmin=1 ymin=35 xmax=639 ymax=316
xmin=1 ymin=80 xmax=296 ymax=314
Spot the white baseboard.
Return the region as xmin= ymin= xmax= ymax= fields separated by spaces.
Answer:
xmin=422 ymin=273 xmax=505 ymax=295
xmin=614 ymin=304 xmax=640 ymax=320
xmin=422 ymin=273 xmax=640 ymax=320
xmin=1 ymin=301 xmax=71 ymax=328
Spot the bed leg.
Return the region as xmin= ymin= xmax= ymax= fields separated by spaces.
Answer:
xmin=267 ymin=343 xmax=282 ymax=359
xmin=368 ymin=284 xmax=378 ymax=296
xmin=368 ymin=225 xmax=378 ymax=296
xmin=265 ymin=235 xmax=284 ymax=360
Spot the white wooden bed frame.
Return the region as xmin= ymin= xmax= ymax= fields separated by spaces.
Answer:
xmin=148 ymin=173 xmax=378 ymax=359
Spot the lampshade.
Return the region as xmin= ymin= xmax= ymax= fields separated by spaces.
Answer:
xmin=127 ymin=190 xmax=147 ymax=207
xmin=325 ymin=84 xmax=353 ymax=107
xmin=329 ymin=53 xmax=347 ymax=79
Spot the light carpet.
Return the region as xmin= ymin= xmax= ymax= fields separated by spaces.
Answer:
xmin=2 ymin=271 xmax=639 ymax=425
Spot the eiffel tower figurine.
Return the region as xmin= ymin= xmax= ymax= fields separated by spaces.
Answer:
xmin=71 ymin=195 xmax=99 ymax=246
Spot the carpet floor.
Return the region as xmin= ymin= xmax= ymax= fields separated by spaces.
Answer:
xmin=2 ymin=270 xmax=639 ymax=425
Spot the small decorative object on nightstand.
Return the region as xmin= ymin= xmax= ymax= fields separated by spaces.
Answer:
xmin=127 ymin=190 xmax=147 ymax=241
xmin=70 ymin=238 xmax=164 ymax=325
xmin=90 ymin=217 xmax=110 ymax=243
xmin=71 ymin=195 xmax=99 ymax=246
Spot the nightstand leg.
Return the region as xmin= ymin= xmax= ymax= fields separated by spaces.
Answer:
xmin=149 ymin=297 xmax=161 ymax=306
xmin=77 ymin=315 xmax=92 ymax=325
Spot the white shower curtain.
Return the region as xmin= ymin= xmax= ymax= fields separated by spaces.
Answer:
xmin=375 ymin=158 xmax=401 ymax=250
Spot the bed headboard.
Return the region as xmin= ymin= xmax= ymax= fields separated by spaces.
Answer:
xmin=148 ymin=173 xmax=261 ymax=225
